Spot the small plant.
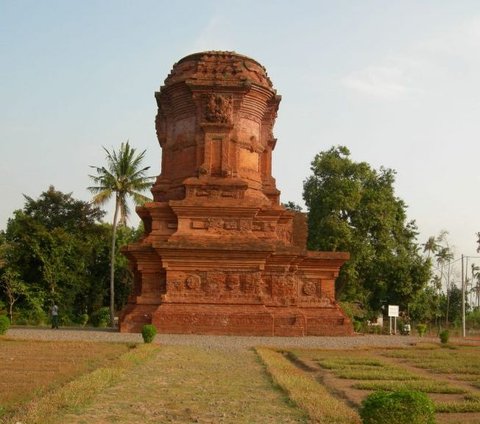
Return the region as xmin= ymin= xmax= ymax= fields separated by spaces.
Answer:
xmin=353 ymin=320 xmax=363 ymax=333
xmin=439 ymin=329 xmax=450 ymax=344
xmin=90 ymin=307 xmax=110 ymax=328
xmin=79 ymin=313 xmax=89 ymax=327
xmin=141 ymin=324 xmax=157 ymax=343
xmin=360 ymin=390 xmax=435 ymax=424
xmin=416 ymin=324 xmax=427 ymax=337
xmin=0 ymin=315 xmax=10 ymax=335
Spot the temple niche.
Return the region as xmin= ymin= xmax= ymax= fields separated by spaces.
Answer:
xmin=119 ymin=51 xmax=353 ymax=336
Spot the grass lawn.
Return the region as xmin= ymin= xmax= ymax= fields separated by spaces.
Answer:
xmin=288 ymin=343 xmax=480 ymax=423
xmin=3 ymin=337 xmax=480 ymax=424
xmin=0 ymin=338 xmax=130 ymax=418
xmin=56 ymin=345 xmax=308 ymax=424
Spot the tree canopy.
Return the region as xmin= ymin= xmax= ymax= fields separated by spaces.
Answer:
xmin=0 ymin=186 xmax=140 ymax=325
xmin=303 ymin=146 xmax=431 ymax=315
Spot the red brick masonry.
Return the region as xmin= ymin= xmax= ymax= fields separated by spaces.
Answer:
xmin=119 ymin=51 xmax=352 ymax=336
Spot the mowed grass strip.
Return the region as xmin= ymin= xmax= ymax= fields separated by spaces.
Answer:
xmin=351 ymin=380 xmax=467 ymax=394
xmin=382 ymin=345 xmax=480 ymax=376
xmin=0 ymin=338 xmax=130 ymax=414
xmin=435 ymin=399 xmax=480 ymax=413
xmin=314 ymin=354 xmax=419 ymax=381
xmin=55 ymin=345 xmax=307 ymax=424
xmin=256 ymin=347 xmax=361 ymax=424
xmin=5 ymin=344 xmax=159 ymax=424
xmin=434 ymin=390 xmax=480 ymax=413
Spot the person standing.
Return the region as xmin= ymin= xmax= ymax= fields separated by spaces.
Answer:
xmin=51 ymin=304 xmax=59 ymax=329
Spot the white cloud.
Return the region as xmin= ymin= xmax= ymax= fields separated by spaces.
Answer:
xmin=341 ymin=65 xmax=410 ymax=100
xmin=342 ymin=15 xmax=480 ymax=101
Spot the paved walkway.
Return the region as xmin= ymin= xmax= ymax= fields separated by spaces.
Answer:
xmin=7 ymin=326 xmax=435 ymax=350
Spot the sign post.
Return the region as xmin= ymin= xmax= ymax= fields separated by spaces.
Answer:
xmin=388 ymin=305 xmax=399 ymax=335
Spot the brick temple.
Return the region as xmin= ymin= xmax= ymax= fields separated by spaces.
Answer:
xmin=119 ymin=51 xmax=353 ymax=336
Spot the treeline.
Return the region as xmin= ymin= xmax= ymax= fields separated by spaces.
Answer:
xmin=294 ymin=146 xmax=480 ymax=330
xmin=1 ymin=145 xmax=479 ymax=331
xmin=0 ymin=186 xmax=141 ymax=325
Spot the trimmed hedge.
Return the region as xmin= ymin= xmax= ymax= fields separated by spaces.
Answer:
xmin=416 ymin=324 xmax=427 ymax=337
xmin=439 ymin=329 xmax=450 ymax=344
xmin=141 ymin=324 xmax=157 ymax=343
xmin=360 ymin=390 xmax=435 ymax=424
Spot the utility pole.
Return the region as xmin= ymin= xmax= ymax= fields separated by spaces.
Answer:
xmin=462 ymin=254 xmax=466 ymax=338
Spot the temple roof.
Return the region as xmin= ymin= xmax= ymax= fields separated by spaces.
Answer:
xmin=163 ymin=50 xmax=273 ymax=89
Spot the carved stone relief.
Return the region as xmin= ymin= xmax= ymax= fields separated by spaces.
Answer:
xmin=226 ymin=274 xmax=241 ymax=292
xmin=185 ymin=274 xmax=201 ymax=290
xmin=205 ymin=94 xmax=233 ymax=124
xmin=205 ymin=272 xmax=225 ymax=294
xmin=302 ymin=281 xmax=317 ymax=296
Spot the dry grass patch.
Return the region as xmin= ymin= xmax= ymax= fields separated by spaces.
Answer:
xmin=256 ymin=347 xmax=361 ymax=424
xmin=55 ymin=345 xmax=307 ymax=424
xmin=4 ymin=344 xmax=158 ymax=424
xmin=296 ymin=349 xmax=420 ymax=381
xmin=0 ymin=338 xmax=130 ymax=416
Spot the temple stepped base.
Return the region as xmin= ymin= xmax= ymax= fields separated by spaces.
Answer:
xmin=119 ymin=303 xmax=353 ymax=336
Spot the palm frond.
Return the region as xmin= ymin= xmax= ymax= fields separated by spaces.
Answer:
xmin=88 ymin=140 xmax=153 ymax=221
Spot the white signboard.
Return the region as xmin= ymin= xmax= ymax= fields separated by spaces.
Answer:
xmin=388 ymin=305 xmax=399 ymax=317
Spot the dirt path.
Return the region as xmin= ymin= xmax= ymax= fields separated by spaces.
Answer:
xmin=55 ymin=345 xmax=307 ymax=424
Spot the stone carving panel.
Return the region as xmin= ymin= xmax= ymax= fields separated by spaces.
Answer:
xmin=185 ymin=274 xmax=201 ymax=290
xmin=302 ymin=281 xmax=317 ymax=296
xmin=189 ymin=218 xmax=255 ymax=234
xmin=225 ymin=274 xmax=241 ymax=292
xmin=204 ymin=272 xmax=226 ymax=295
xmin=205 ymin=94 xmax=233 ymax=124
xmin=276 ymin=224 xmax=292 ymax=244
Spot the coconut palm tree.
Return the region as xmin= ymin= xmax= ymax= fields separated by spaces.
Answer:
xmin=88 ymin=141 xmax=154 ymax=327
xmin=423 ymin=236 xmax=439 ymax=259
xmin=471 ymin=264 xmax=480 ymax=308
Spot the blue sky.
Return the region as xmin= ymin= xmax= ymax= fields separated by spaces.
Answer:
xmin=1 ymin=0 xmax=480 ymax=266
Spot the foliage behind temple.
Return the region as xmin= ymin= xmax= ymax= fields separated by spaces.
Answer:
xmin=303 ymin=146 xmax=431 ymax=316
xmin=0 ymin=186 xmax=141 ymax=325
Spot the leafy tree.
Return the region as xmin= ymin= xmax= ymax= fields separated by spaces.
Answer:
xmin=408 ymin=285 xmax=439 ymax=323
xmin=88 ymin=141 xmax=154 ymax=326
xmin=303 ymin=146 xmax=431 ymax=315
xmin=23 ymin=185 xmax=104 ymax=231
xmin=282 ymin=201 xmax=303 ymax=212
xmin=440 ymin=285 xmax=463 ymax=326
xmin=0 ymin=187 xmax=108 ymax=323
xmin=0 ymin=269 xmax=27 ymax=322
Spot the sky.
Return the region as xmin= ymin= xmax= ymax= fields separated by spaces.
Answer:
xmin=1 ymin=0 xmax=480 ymax=268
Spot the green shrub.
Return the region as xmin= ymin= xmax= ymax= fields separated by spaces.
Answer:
xmin=16 ymin=308 xmax=48 ymax=326
xmin=141 ymin=324 xmax=157 ymax=343
xmin=79 ymin=313 xmax=89 ymax=327
xmin=0 ymin=315 xmax=10 ymax=335
xmin=360 ymin=390 xmax=435 ymax=424
xmin=90 ymin=307 xmax=110 ymax=328
xmin=416 ymin=324 xmax=427 ymax=337
xmin=353 ymin=320 xmax=363 ymax=333
xmin=439 ymin=329 xmax=450 ymax=344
